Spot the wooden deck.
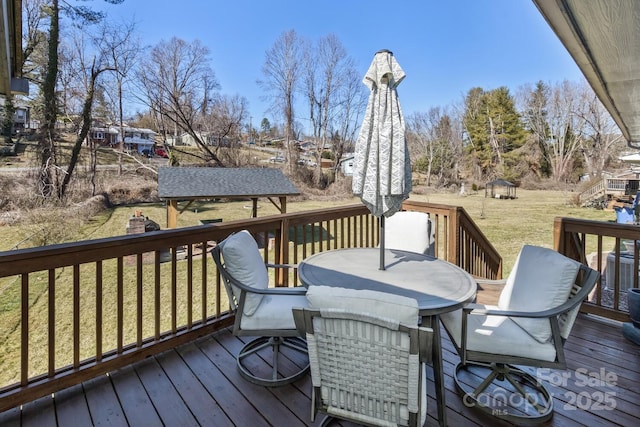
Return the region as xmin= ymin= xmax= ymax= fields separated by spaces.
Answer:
xmin=0 ymin=314 xmax=637 ymax=427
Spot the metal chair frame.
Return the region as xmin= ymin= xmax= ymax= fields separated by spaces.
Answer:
xmin=293 ymin=307 xmax=433 ymax=427
xmin=443 ymin=263 xmax=599 ymax=425
xmin=212 ymin=243 xmax=309 ymax=387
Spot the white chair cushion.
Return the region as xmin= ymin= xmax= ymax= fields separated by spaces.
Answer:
xmin=306 ymin=285 xmax=419 ymax=325
xmin=440 ymin=304 xmax=558 ymax=362
xmin=219 ymin=230 xmax=268 ymax=316
xmin=498 ymin=245 xmax=580 ymax=343
xmin=240 ymin=290 xmax=308 ymax=330
xmin=384 ymin=211 xmax=434 ymax=256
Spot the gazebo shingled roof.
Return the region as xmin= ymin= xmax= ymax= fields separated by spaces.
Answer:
xmin=158 ymin=167 xmax=300 ymax=228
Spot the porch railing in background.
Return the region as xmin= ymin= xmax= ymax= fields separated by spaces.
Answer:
xmin=0 ymin=201 xmax=498 ymax=412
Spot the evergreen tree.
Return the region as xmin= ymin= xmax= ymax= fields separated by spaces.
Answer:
xmin=463 ymin=86 xmax=525 ymax=180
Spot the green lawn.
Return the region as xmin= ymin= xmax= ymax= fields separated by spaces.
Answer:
xmin=409 ymin=188 xmax=614 ymax=272
xmin=1 ymin=187 xmax=615 ymax=271
xmin=74 ymin=187 xmax=615 ymax=274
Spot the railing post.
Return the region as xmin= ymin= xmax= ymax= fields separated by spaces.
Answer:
xmin=553 ymin=217 xmax=564 ymax=253
xmin=279 ymin=217 xmax=291 ymax=287
xmin=448 ymin=207 xmax=460 ymax=265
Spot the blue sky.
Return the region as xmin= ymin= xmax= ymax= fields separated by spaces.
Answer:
xmin=93 ymin=0 xmax=583 ymax=125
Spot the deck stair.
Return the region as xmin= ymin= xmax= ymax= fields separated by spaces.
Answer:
xmin=579 ymin=177 xmax=634 ymax=207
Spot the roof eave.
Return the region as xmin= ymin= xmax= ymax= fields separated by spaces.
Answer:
xmin=533 ymin=0 xmax=640 ymax=148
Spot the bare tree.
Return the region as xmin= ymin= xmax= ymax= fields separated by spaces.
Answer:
xmin=543 ymin=80 xmax=586 ymax=181
xmin=330 ymin=66 xmax=368 ymax=178
xmin=22 ymin=0 xmax=48 ymax=70
xmin=408 ymin=107 xmax=462 ymax=187
xmin=98 ymin=19 xmax=140 ymax=175
xmin=136 ymin=37 xmax=223 ymax=165
xmin=206 ymin=93 xmax=249 ymax=166
xmin=407 ymin=111 xmax=435 ymax=185
xmin=302 ymin=34 xmax=362 ymax=182
xmin=35 ymin=0 xmax=124 ymax=198
xmin=58 ymin=20 xmax=137 ymax=199
xmin=573 ymin=81 xmax=622 ymax=178
xmin=259 ymin=29 xmax=303 ymax=173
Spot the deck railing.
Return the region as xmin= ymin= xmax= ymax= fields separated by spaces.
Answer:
xmin=554 ymin=216 xmax=636 ymax=322
xmin=578 ymin=176 xmax=637 ymax=206
xmin=0 ymin=201 xmax=498 ymax=412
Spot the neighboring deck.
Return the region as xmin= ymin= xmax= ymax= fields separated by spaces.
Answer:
xmin=0 ymin=314 xmax=637 ymax=427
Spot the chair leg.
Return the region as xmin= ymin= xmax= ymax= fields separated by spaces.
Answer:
xmin=453 ymin=362 xmax=553 ymax=426
xmin=236 ymin=336 xmax=310 ymax=387
xmin=318 ymin=415 xmax=334 ymax=427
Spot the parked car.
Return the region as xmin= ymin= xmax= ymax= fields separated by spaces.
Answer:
xmin=155 ymin=147 xmax=169 ymax=158
xmin=269 ymin=154 xmax=286 ymax=163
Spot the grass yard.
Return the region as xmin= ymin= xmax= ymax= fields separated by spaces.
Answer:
xmin=70 ymin=187 xmax=617 ymax=278
xmin=409 ymin=188 xmax=615 ymax=272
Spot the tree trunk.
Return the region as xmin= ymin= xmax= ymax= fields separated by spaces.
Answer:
xmin=38 ymin=0 xmax=60 ymax=198
xmin=59 ymin=67 xmax=97 ymax=200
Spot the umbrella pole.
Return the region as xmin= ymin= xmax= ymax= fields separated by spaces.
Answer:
xmin=380 ymin=216 xmax=385 ymax=270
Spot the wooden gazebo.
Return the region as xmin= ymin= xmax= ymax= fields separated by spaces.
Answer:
xmin=485 ymin=179 xmax=517 ymax=199
xmin=158 ymin=167 xmax=300 ymax=228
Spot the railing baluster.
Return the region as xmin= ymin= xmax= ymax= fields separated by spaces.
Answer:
xmin=187 ymin=244 xmax=193 ymax=328
xmin=155 ymin=251 xmax=161 ymax=340
xmin=171 ymin=248 xmax=177 ymax=333
xmin=48 ymin=269 xmax=55 ymax=377
xmin=96 ymin=261 xmax=103 ymax=362
xmin=21 ymin=273 xmax=28 ymax=386
xmin=117 ymin=257 xmax=123 ymax=354
xmin=202 ymin=241 xmax=208 ymax=321
xmin=73 ymin=264 xmax=80 ymax=368
xmin=136 ymin=253 xmax=143 ymax=347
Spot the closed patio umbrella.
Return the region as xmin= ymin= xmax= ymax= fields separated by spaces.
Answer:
xmin=352 ymin=49 xmax=412 ymax=270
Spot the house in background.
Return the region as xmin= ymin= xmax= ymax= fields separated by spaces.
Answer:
xmin=164 ymin=132 xmax=235 ymax=147
xmin=88 ymin=126 xmax=119 ymax=146
xmin=339 ymin=154 xmax=355 ymax=176
xmin=0 ymin=98 xmax=31 ymax=135
xmin=87 ymin=125 xmax=157 ymax=154
xmin=165 ymin=132 xmax=198 ymax=147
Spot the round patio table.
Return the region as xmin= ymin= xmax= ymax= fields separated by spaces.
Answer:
xmin=298 ymin=247 xmax=477 ymax=427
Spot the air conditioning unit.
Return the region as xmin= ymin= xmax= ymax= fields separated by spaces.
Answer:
xmin=606 ymin=253 xmax=638 ymax=292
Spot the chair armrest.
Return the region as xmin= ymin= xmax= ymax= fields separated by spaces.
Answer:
xmin=240 ymin=285 xmax=307 ymax=296
xmin=475 ymin=278 xmax=507 ymax=287
xmin=266 ymin=263 xmax=298 ymax=269
xmin=465 ymin=265 xmax=599 ymax=320
xmin=464 ymin=306 xmax=557 ymax=319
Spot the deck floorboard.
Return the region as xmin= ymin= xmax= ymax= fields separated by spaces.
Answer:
xmin=1 ymin=314 xmax=637 ymax=426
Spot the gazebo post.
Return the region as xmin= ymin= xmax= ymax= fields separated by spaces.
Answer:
xmin=276 ymin=196 xmax=289 ymax=286
xmin=251 ymin=198 xmax=258 ymax=218
xmin=167 ymin=200 xmax=178 ymax=229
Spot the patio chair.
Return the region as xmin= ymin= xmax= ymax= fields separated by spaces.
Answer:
xmin=440 ymin=245 xmax=599 ymax=425
xmin=384 ymin=211 xmax=436 ymax=257
xmin=212 ymin=230 xmax=309 ymax=386
xmin=293 ymin=285 xmax=433 ymax=427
